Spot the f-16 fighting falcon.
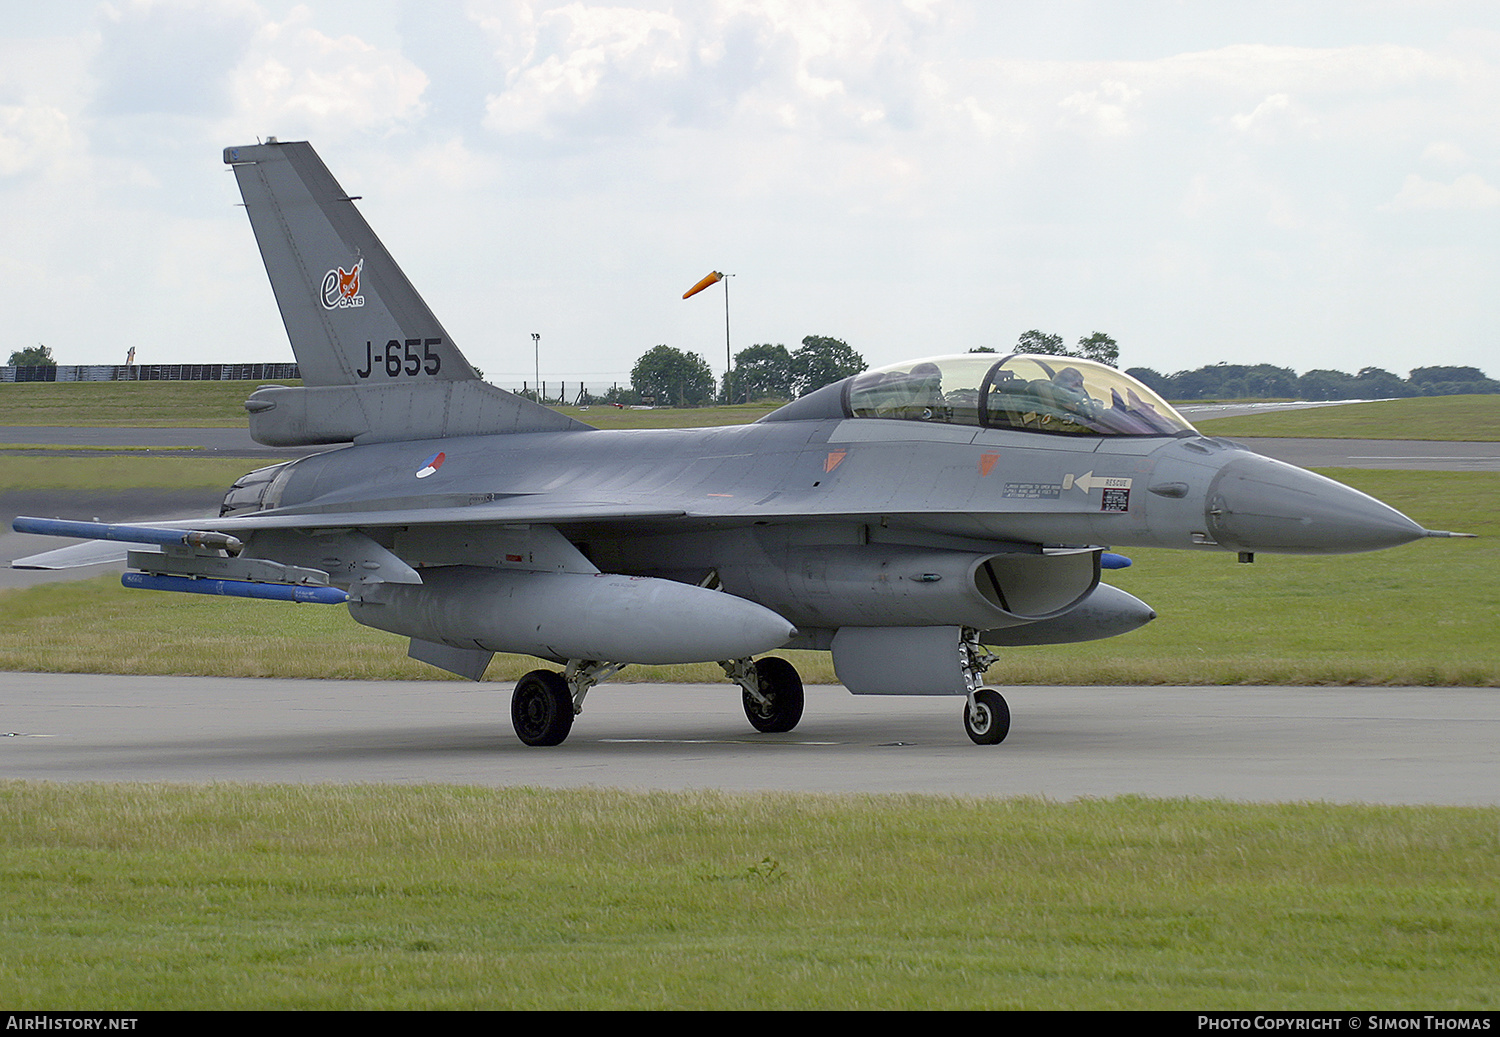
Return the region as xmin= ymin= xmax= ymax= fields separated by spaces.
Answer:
xmin=13 ymin=140 xmax=1464 ymax=747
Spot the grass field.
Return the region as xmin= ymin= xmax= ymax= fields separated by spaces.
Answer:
xmin=0 ymin=454 xmax=263 ymax=491
xmin=0 ymin=379 xmax=785 ymax=429
xmin=1 ymin=783 xmax=1494 ymax=1010
xmin=1193 ymin=394 xmax=1500 ymax=441
xmin=0 ymin=380 xmax=304 ymax=428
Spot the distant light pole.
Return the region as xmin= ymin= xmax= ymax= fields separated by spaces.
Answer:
xmin=532 ymin=332 xmax=540 ymax=401
xmin=683 ymin=271 xmax=733 ymax=404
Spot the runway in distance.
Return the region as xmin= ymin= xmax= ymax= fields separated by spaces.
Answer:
xmin=11 ymin=140 xmax=1468 ymax=747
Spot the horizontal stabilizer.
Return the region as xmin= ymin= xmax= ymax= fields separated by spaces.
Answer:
xmin=11 ymin=539 xmax=132 ymax=570
xmin=244 ymin=381 xmax=591 ymax=447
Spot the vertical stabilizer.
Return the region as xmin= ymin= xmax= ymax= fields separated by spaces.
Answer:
xmin=225 ymin=141 xmax=591 ymax=444
xmin=225 ymin=140 xmax=478 ymax=387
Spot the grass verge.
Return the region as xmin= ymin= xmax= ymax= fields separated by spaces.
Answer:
xmin=0 ymin=783 xmax=1494 ymax=1010
xmin=0 ymin=381 xmax=301 ymax=428
xmin=0 ymin=380 xmax=784 ymax=430
xmin=0 ymin=455 xmax=262 ymax=491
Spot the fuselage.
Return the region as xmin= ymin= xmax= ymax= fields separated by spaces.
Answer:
xmin=241 ymin=414 xmax=1425 ymax=559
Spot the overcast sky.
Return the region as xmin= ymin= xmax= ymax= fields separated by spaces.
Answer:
xmin=2 ymin=1 xmax=1496 ymax=385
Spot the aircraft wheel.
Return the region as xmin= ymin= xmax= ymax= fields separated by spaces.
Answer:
xmin=964 ymin=688 xmax=1010 ymax=745
xmin=743 ymin=656 xmax=804 ymax=733
xmin=512 ymin=670 xmax=574 ymax=746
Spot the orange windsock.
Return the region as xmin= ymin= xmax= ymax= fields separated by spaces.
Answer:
xmin=683 ymin=271 xmax=724 ymax=299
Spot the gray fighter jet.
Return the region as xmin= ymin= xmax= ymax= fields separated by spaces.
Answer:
xmin=13 ymin=140 xmax=1462 ymax=747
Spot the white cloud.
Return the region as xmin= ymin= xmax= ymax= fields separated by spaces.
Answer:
xmin=1057 ymin=79 xmax=1140 ymax=137
xmin=0 ymin=105 xmax=74 ymax=176
xmin=482 ymin=3 xmax=687 ymax=134
xmin=478 ymin=0 xmax=942 ymax=139
xmin=1228 ymin=93 xmax=1319 ymax=142
xmin=227 ymin=6 xmax=429 ymax=137
xmin=1420 ymin=140 xmax=1470 ymax=166
xmin=1384 ymin=172 xmax=1500 ymax=210
xmin=93 ymin=0 xmax=263 ymax=118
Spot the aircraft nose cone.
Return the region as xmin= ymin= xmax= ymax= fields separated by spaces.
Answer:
xmin=1206 ymin=452 xmax=1426 ymax=554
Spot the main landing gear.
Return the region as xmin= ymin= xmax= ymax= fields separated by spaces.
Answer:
xmin=508 ymin=655 xmax=807 ymax=746
xmin=721 ymin=656 xmax=804 ymax=733
xmin=511 ymin=670 xmax=573 ymax=747
xmin=510 ymin=659 xmax=627 ymax=747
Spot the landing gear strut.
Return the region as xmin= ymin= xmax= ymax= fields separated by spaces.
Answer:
xmin=722 ymin=656 xmax=804 ymax=733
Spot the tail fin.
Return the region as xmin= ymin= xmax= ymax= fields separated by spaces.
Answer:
xmin=225 ymin=140 xmax=590 ymax=444
xmin=225 ymin=140 xmax=478 ymax=387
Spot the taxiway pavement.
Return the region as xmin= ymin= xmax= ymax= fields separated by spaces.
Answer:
xmin=2 ymin=674 xmax=1494 ymax=805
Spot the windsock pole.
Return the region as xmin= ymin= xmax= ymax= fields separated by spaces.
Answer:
xmin=683 ymin=271 xmax=733 ymax=404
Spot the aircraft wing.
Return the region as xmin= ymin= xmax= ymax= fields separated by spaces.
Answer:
xmin=202 ymin=500 xmax=689 ymax=532
xmin=9 ymin=498 xmax=686 ymax=574
xmin=14 ymin=501 xmax=687 ymax=544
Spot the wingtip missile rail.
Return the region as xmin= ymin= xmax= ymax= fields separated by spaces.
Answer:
xmin=13 ymin=516 xmax=243 ymax=554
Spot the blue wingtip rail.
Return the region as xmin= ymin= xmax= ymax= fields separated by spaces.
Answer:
xmin=12 ymin=516 xmax=241 ymax=552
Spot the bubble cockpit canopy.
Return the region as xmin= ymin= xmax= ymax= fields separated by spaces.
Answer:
xmin=842 ymin=354 xmax=1195 ymax=437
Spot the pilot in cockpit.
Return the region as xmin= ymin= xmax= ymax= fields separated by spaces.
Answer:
xmin=1055 ymin=366 xmax=1084 ymax=391
xmin=1050 ymin=366 xmax=1099 ymax=419
xmin=907 ymin=362 xmax=944 ymax=419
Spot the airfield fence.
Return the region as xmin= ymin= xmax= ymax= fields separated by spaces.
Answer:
xmin=3 ymin=364 xmax=302 ymax=383
xmin=493 ymin=382 xmax=633 ymax=404
xmin=1 ymin=367 xmax=634 ymax=405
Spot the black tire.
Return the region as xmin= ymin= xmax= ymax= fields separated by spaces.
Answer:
xmin=512 ymin=669 xmax=574 ymax=746
xmin=963 ymin=688 xmax=1010 ymax=745
xmin=743 ymin=656 xmax=804 ymax=733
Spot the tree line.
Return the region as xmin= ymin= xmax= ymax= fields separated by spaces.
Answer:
xmin=1124 ymin=363 xmax=1499 ymax=401
xmin=16 ymin=336 xmax=1492 ymax=406
xmin=624 ymin=330 xmax=1126 ymax=406
xmin=8 ymin=345 xmax=54 ymax=367
xmin=619 ymin=327 xmax=1496 ymax=408
xmin=623 ymin=335 xmax=867 ymax=407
